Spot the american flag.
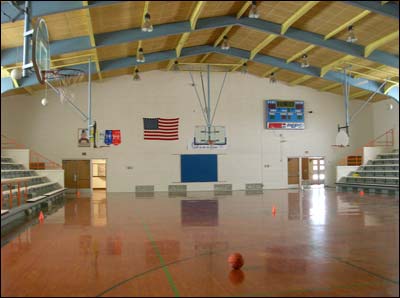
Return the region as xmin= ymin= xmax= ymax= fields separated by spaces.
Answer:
xmin=143 ymin=118 xmax=179 ymax=140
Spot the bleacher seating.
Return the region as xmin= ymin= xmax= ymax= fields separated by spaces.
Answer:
xmin=336 ymin=149 xmax=399 ymax=195
xmin=1 ymin=156 xmax=64 ymax=212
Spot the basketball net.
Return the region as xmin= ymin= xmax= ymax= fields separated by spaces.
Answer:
xmin=44 ymin=69 xmax=85 ymax=104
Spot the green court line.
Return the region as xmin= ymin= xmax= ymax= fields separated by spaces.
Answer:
xmin=95 ymin=246 xmax=231 ymax=297
xmin=141 ymin=221 xmax=180 ymax=297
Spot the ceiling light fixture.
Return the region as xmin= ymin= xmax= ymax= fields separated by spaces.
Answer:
xmin=142 ymin=12 xmax=153 ymax=32
xmin=301 ymin=54 xmax=309 ymax=68
xmin=249 ymin=1 xmax=259 ymax=19
xmin=221 ymin=35 xmax=230 ymax=50
xmin=136 ymin=48 xmax=145 ymax=63
xmin=269 ymin=72 xmax=277 ymax=83
xmin=241 ymin=62 xmax=248 ymax=74
xmin=173 ymin=60 xmax=179 ymax=71
xmin=133 ymin=69 xmax=141 ymax=81
xmin=346 ymin=25 xmax=357 ymax=43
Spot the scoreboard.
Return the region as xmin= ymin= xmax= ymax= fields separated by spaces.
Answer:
xmin=265 ymin=100 xmax=305 ymax=129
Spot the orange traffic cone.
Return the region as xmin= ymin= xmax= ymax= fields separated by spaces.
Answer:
xmin=76 ymin=191 xmax=80 ymax=198
xmin=360 ymin=190 xmax=365 ymax=197
xmin=272 ymin=206 xmax=276 ymax=216
xmin=38 ymin=211 xmax=44 ymax=222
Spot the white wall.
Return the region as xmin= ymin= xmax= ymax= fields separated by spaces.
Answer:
xmin=372 ymin=99 xmax=399 ymax=148
xmin=35 ymin=170 xmax=65 ymax=187
xmin=2 ymin=149 xmax=30 ymax=169
xmin=1 ymin=71 xmax=383 ymax=192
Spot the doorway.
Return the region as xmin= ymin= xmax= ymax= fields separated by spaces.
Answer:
xmin=62 ymin=160 xmax=91 ymax=193
xmin=92 ymin=159 xmax=107 ymax=190
xmin=288 ymin=157 xmax=300 ymax=186
xmin=309 ymin=157 xmax=325 ymax=186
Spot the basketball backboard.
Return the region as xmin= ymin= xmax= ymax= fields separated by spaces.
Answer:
xmin=194 ymin=126 xmax=227 ymax=145
xmin=32 ymin=18 xmax=50 ymax=84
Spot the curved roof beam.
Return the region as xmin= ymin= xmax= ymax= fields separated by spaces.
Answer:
xmin=2 ymin=15 xmax=398 ymax=69
xmin=2 ymin=45 xmax=398 ymax=103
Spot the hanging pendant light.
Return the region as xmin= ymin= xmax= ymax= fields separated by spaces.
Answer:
xmin=269 ymin=72 xmax=277 ymax=83
xmin=142 ymin=12 xmax=153 ymax=32
xmin=221 ymin=35 xmax=230 ymax=50
xmin=346 ymin=25 xmax=357 ymax=43
xmin=172 ymin=60 xmax=179 ymax=71
xmin=301 ymin=54 xmax=309 ymax=68
xmin=241 ymin=62 xmax=248 ymax=74
xmin=133 ymin=69 xmax=141 ymax=81
xmin=249 ymin=1 xmax=259 ymax=19
xmin=136 ymin=48 xmax=145 ymax=63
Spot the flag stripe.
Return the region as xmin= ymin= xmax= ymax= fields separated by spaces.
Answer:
xmin=144 ymin=137 xmax=179 ymax=140
xmin=144 ymin=117 xmax=180 ymax=140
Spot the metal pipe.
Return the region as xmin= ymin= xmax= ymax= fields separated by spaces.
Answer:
xmin=22 ymin=1 xmax=30 ymax=77
xmin=211 ymin=70 xmax=228 ymax=126
xmin=189 ymin=71 xmax=208 ymax=125
xmin=88 ymin=57 xmax=92 ymax=141
xmin=350 ymin=80 xmax=387 ymax=123
xmin=207 ymin=64 xmax=211 ymax=138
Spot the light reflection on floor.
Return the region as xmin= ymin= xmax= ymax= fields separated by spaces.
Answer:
xmin=1 ymin=189 xmax=399 ymax=297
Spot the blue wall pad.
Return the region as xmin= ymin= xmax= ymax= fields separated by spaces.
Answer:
xmin=181 ymin=154 xmax=218 ymax=183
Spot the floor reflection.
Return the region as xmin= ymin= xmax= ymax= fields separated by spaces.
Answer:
xmin=181 ymin=200 xmax=218 ymax=226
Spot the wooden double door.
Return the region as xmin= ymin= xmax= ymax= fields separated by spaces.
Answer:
xmin=288 ymin=158 xmax=310 ymax=185
xmin=62 ymin=160 xmax=90 ymax=190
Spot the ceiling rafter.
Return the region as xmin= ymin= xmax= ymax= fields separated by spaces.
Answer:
xmin=2 ymin=15 xmax=398 ymax=69
xmin=134 ymin=1 xmax=149 ymax=75
xmin=342 ymin=1 xmax=399 ymax=19
xmin=4 ymin=45 xmax=396 ymax=102
xmin=167 ymin=1 xmax=206 ymax=71
xmin=82 ymin=1 xmax=102 ymax=80
xmin=214 ymin=1 xmax=252 ymax=47
xmin=320 ymin=55 xmax=354 ymax=77
xmin=262 ymin=67 xmax=280 ymax=78
xmin=364 ymin=30 xmax=399 ymax=57
xmin=319 ymin=82 xmax=342 ymax=92
xmin=249 ymin=34 xmax=279 ymax=60
xmin=289 ymin=75 xmax=313 ymax=86
xmin=281 ymin=1 xmax=320 ymax=35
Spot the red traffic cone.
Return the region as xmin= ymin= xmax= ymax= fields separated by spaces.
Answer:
xmin=360 ymin=190 xmax=365 ymax=197
xmin=38 ymin=211 xmax=44 ymax=222
xmin=272 ymin=206 xmax=276 ymax=216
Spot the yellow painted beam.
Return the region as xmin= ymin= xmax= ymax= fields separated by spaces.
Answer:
xmin=347 ymin=62 xmax=398 ymax=77
xmin=324 ymin=10 xmax=370 ymax=40
xmin=262 ymin=67 xmax=279 ymax=77
xmin=200 ymin=53 xmax=211 ymax=63
xmin=281 ymin=1 xmax=320 ymax=35
xmin=384 ymin=83 xmax=398 ymax=94
xmin=24 ymin=86 xmax=34 ymax=95
xmin=190 ymin=1 xmax=205 ymax=30
xmin=364 ymin=30 xmax=399 ymax=57
xmin=319 ymin=83 xmax=341 ymax=92
xmin=214 ymin=25 xmax=233 ymax=47
xmin=286 ymin=45 xmax=316 ymax=63
xmin=213 ymin=1 xmax=252 ymax=48
xmin=230 ymin=59 xmax=247 ymax=72
xmin=1 ymin=66 xmax=19 ymax=87
xmin=236 ymin=1 xmax=252 ymax=19
xmin=176 ymin=32 xmax=190 ymax=57
xmin=166 ymin=59 xmax=176 ymax=71
xmin=381 ymin=1 xmax=389 ymax=4
xmin=289 ymin=75 xmax=313 ymax=86
xmin=350 ymin=90 xmax=370 ymax=99
xmin=142 ymin=1 xmax=150 ymax=27
xmin=250 ymin=34 xmax=278 ymax=60
xmin=320 ymin=55 xmax=353 ymax=77
xmin=83 ymin=1 xmax=102 ymax=80
xmin=333 ymin=67 xmax=399 ymax=85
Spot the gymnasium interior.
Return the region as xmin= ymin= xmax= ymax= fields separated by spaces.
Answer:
xmin=1 ymin=1 xmax=399 ymax=297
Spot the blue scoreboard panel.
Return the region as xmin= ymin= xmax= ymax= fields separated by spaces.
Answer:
xmin=265 ymin=100 xmax=305 ymax=129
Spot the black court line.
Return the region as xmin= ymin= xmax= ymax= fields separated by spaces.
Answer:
xmin=332 ymin=256 xmax=399 ymax=285
xmin=96 ymin=247 xmax=229 ymax=297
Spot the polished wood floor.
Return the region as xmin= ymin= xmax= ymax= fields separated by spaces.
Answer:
xmin=1 ymin=189 xmax=399 ymax=297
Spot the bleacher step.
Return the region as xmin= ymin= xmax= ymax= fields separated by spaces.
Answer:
xmin=26 ymin=195 xmax=47 ymax=203
xmin=1 ymin=209 xmax=9 ymax=216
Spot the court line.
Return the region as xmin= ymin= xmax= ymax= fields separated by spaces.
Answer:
xmin=332 ymin=256 xmax=399 ymax=285
xmin=95 ymin=247 xmax=229 ymax=297
xmin=141 ymin=221 xmax=180 ymax=297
